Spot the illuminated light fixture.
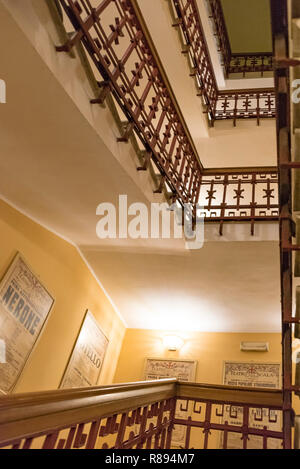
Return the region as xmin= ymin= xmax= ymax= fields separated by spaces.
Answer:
xmin=163 ymin=335 xmax=184 ymax=351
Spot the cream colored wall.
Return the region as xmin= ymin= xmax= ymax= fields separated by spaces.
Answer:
xmin=114 ymin=329 xmax=282 ymax=385
xmin=0 ymin=199 xmax=126 ymax=393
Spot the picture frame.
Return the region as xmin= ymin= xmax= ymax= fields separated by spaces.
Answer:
xmin=0 ymin=253 xmax=55 ymax=393
xmin=60 ymin=310 xmax=108 ymax=389
xmin=144 ymin=357 xmax=197 ymax=382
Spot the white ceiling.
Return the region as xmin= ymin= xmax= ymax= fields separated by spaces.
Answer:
xmin=0 ymin=0 xmax=281 ymax=333
xmin=82 ymin=241 xmax=281 ymax=332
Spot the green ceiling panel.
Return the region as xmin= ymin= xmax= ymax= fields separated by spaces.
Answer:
xmin=220 ymin=0 xmax=272 ymax=54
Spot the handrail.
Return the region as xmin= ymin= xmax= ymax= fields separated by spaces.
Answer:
xmin=55 ymin=0 xmax=203 ymax=208
xmin=170 ymin=0 xmax=276 ymax=126
xmin=0 ymin=379 xmax=176 ymax=447
xmin=0 ymin=380 xmax=283 ymax=448
xmin=176 ymin=382 xmax=283 ymax=408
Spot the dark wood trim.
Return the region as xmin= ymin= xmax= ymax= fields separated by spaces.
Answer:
xmin=170 ymin=0 xmax=275 ymax=127
xmin=271 ymin=0 xmax=293 ymax=449
xmin=130 ymin=0 xmax=203 ymax=171
xmin=0 ymin=380 xmax=177 ymax=446
xmin=177 ymin=382 xmax=283 ymax=408
xmin=0 ymin=380 xmax=283 ymax=447
xmin=203 ymin=166 xmax=278 ymax=175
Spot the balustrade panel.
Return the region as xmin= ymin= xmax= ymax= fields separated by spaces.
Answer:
xmin=0 ymin=380 xmax=284 ymax=450
xmin=52 ymin=0 xmax=279 ymax=227
xmin=173 ymin=398 xmax=283 ymax=450
xmin=170 ymin=0 xmax=275 ymax=124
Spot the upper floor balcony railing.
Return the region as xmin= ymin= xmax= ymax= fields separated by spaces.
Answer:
xmin=50 ymin=0 xmax=279 ymax=231
xmin=199 ymin=169 xmax=278 ymax=235
xmin=0 ymin=379 xmax=285 ymax=450
xmin=170 ymin=0 xmax=276 ymax=126
xmin=207 ymin=0 xmax=274 ymax=78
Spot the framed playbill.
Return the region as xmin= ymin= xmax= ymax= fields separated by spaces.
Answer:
xmin=144 ymin=358 xmax=197 ymax=382
xmin=221 ymin=361 xmax=282 ymax=449
xmin=60 ymin=310 xmax=108 ymax=389
xmin=0 ymin=253 xmax=54 ymax=393
xmin=144 ymin=358 xmax=197 ymax=448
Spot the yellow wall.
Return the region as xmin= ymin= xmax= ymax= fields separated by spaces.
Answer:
xmin=114 ymin=329 xmax=282 ymax=385
xmin=0 ymin=199 xmax=126 ymax=393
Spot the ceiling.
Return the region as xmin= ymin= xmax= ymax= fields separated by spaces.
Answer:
xmin=220 ymin=0 xmax=273 ymax=54
xmin=0 ymin=0 xmax=282 ymax=333
xmin=82 ymin=241 xmax=281 ymax=332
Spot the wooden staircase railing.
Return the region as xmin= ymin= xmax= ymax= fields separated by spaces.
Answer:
xmin=0 ymin=380 xmax=283 ymax=449
xmin=47 ymin=0 xmax=279 ymax=232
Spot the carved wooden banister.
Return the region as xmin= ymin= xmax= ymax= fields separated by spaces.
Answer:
xmin=0 ymin=380 xmax=284 ymax=449
xmin=0 ymin=379 xmax=177 ymax=448
xmin=176 ymin=382 xmax=283 ymax=407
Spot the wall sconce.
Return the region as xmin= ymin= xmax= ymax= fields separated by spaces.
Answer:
xmin=163 ymin=335 xmax=184 ymax=351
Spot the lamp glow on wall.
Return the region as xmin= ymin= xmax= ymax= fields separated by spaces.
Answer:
xmin=163 ymin=335 xmax=184 ymax=351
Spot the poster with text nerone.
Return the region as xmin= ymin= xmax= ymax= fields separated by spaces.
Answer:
xmin=221 ymin=362 xmax=282 ymax=450
xmin=60 ymin=311 xmax=108 ymax=389
xmin=0 ymin=254 xmax=54 ymax=393
xmin=144 ymin=358 xmax=197 ymax=448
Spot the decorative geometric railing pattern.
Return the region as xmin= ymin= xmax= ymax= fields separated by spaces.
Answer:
xmin=215 ymin=91 xmax=276 ymax=125
xmin=56 ymin=0 xmax=203 ymax=206
xmin=171 ymin=0 xmax=218 ymax=123
xmin=0 ymin=380 xmax=284 ymax=450
xmin=175 ymin=391 xmax=283 ymax=450
xmin=0 ymin=381 xmax=176 ymax=450
xmin=198 ymin=171 xmax=279 ymax=234
xmin=52 ymin=0 xmax=279 ymax=227
xmin=227 ymin=54 xmax=274 ymax=77
xmin=205 ymin=0 xmax=231 ymax=74
xmin=207 ymin=0 xmax=274 ymax=77
xmin=171 ymin=0 xmax=276 ymax=126
xmin=2 ymin=400 xmax=176 ymax=450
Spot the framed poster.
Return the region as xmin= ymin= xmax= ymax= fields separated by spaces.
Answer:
xmin=221 ymin=361 xmax=282 ymax=450
xmin=144 ymin=358 xmax=197 ymax=382
xmin=144 ymin=358 xmax=197 ymax=448
xmin=0 ymin=253 xmax=54 ymax=393
xmin=60 ymin=310 xmax=108 ymax=389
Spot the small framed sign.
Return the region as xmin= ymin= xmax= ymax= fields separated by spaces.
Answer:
xmin=144 ymin=358 xmax=197 ymax=382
